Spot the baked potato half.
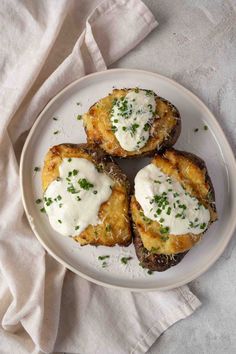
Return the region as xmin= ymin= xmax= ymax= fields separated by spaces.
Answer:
xmin=131 ymin=148 xmax=217 ymax=271
xmin=82 ymin=88 xmax=181 ymax=157
xmin=42 ymin=144 xmax=131 ymax=247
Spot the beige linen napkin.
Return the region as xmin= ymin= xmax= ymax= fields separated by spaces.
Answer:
xmin=0 ymin=0 xmax=201 ymax=353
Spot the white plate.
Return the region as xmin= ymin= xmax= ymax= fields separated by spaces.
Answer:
xmin=20 ymin=69 xmax=236 ymax=291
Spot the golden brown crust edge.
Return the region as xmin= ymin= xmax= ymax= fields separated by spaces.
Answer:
xmin=42 ymin=143 xmax=132 ymax=247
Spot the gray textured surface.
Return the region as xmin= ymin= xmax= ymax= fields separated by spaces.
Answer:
xmin=112 ymin=1 xmax=236 ymax=353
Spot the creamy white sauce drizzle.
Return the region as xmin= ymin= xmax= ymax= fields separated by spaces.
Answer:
xmin=110 ymin=90 xmax=156 ymax=151
xmin=134 ymin=163 xmax=210 ymax=235
xmin=44 ymin=158 xmax=114 ymax=236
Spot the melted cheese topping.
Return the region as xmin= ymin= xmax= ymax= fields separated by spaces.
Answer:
xmin=44 ymin=158 xmax=114 ymax=236
xmin=110 ymin=90 xmax=156 ymax=151
xmin=134 ymin=163 xmax=210 ymax=235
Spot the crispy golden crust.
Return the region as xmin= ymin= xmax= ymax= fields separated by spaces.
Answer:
xmin=42 ymin=144 xmax=131 ymax=247
xmin=82 ymin=88 xmax=181 ymax=157
xmin=133 ymin=229 xmax=188 ymax=272
xmin=131 ymin=148 xmax=218 ymax=261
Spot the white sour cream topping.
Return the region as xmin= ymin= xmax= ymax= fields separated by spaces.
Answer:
xmin=110 ymin=90 xmax=156 ymax=151
xmin=134 ymin=163 xmax=210 ymax=235
xmin=44 ymin=158 xmax=114 ymax=236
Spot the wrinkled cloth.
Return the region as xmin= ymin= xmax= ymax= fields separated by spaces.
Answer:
xmin=0 ymin=0 xmax=201 ymax=353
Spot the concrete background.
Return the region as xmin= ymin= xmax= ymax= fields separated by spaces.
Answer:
xmin=112 ymin=1 xmax=236 ymax=353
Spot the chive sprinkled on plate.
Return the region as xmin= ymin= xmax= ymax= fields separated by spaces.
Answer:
xmin=98 ymin=255 xmax=110 ymax=260
xmin=53 ymin=130 xmax=60 ymax=135
xmin=35 ymin=199 xmax=42 ymax=204
xmin=77 ymin=114 xmax=82 ymax=120
xmin=34 ymin=166 xmax=40 ymax=172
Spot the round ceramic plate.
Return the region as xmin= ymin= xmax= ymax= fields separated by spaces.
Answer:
xmin=20 ymin=69 xmax=236 ymax=291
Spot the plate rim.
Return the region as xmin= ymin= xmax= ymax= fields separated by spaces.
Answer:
xmin=20 ymin=68 xmax=236 ymax=291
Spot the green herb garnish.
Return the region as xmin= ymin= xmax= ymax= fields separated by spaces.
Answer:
xmin=121 ymin=256 xmax=132 ymax=265
xmin=34 ymin=166 xmax=40 ymax=172
xmin=160 ymin=226 xmax=170 ymax=235
xmin=40 ymin=207 xmax=46 ymax=213
xmin=77 ymin=114 xmax=82 ymax=120
xmin=35 ymin=199 xmax=42 ymax=204
xmin=67 ymin=185 xmax=79 ymax=194
xmin=78 ymin=178 xmax=94 ymax=190
xmin=98 ymin=255 xmax=110 ymax=261
xmin=53 ymin=130 xmax=59 ymax=135
xmin=53 ymin=117 xmax=58 ymax=121
xmin=160 ymin=235 xmax=169 ymax=241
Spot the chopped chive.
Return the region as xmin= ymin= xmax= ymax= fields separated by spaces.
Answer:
xmin=160 ymin=226 xmax=169 ymax=234
xmin=35 ymin=199 xmax=42 ymax=204
xmin=204 ymin=125 xmax=208 ymax=130
xmin=102 ymin=261 xmax=107 ymax=268
xmin=151 ymin=247 xmax=160 ymax=253
xmin=147 ymin=270 xmax=153 ymax=275
xmin=34 ymin=167 xmax=40 ymax=172
xmin=194 ymin=128 xmax=199 ymax=132
xmin=58 ymin=219 xmax=62 ymax=224
xmin=68 ymin=158 xmax=72 ymax=162
xmin=77 ymin=114 xmax=82 ymax=120
xmin=200 ymin=223 xmax=206 ymax=229
xmin=52 ymin=117 xmax=58 ymax=121
xmin=160 ymin=235 xmax=169 ymax=241
xmin=93 ymin=190 xmax=98 ymax=194
xmin=78 ymin=178 xmax=94 ymax=190
xmin=167 ymin=207 xmax=171 ymax=215
xmin=53 ymin=130 xmax=59 ymax=135
xmin=40 ymin=207 xmax=46 ymax=213
xmin=98 ymin=255 xmax=110 ymax=260
xmin=121 ymin=256 xmax=132 ymax=265
xmin=75 ymin=226 xmax=80 ymax=230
